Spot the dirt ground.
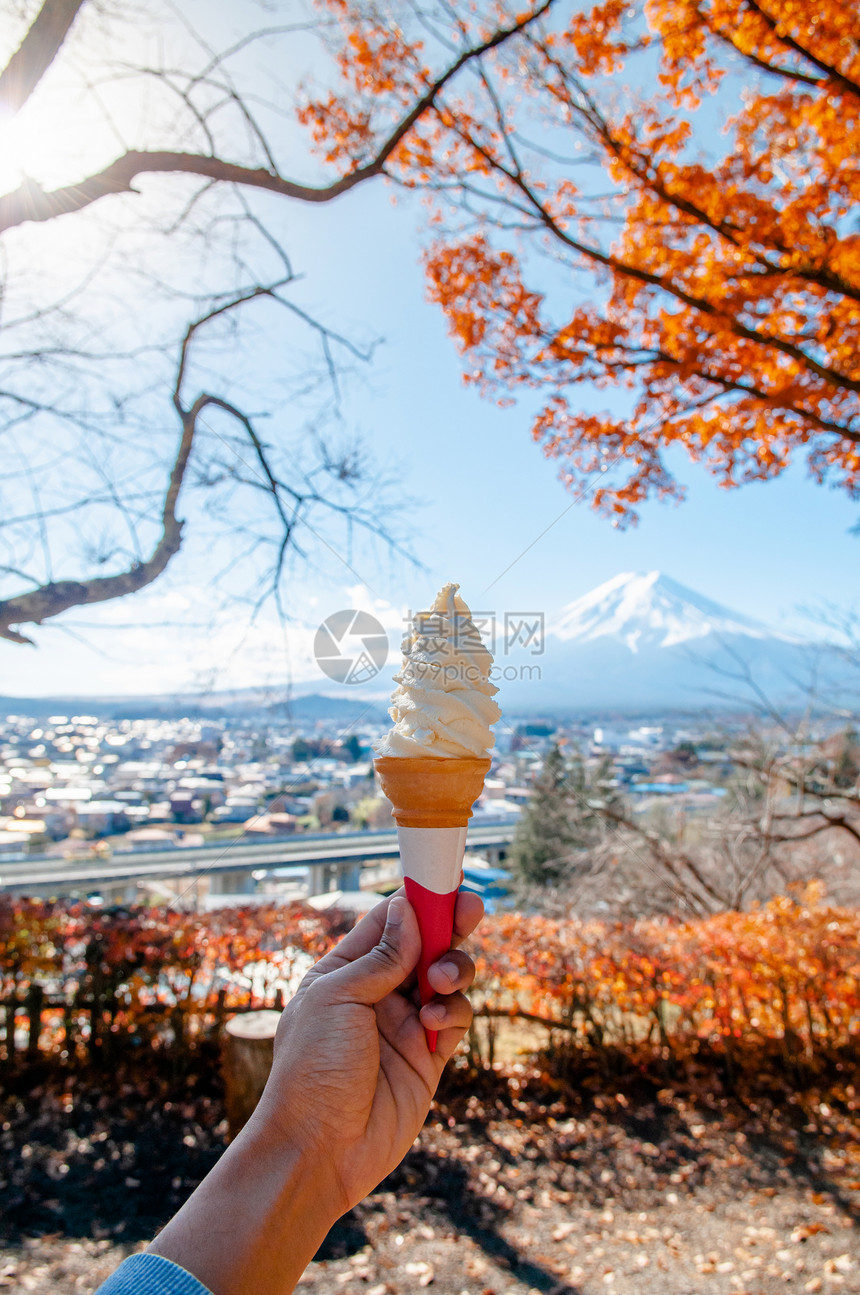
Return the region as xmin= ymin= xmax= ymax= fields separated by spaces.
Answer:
xmin=1 ymin=1062 xmax=858 ymax=1295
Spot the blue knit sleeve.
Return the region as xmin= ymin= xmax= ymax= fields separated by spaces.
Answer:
xmin=94 ymin=1252 xmax=213 ymax=1295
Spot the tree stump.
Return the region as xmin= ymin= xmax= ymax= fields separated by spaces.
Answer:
xmin=222 ymin=1010 xmax=281 ymax=1140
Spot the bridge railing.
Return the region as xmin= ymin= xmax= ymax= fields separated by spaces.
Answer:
xmin=18 ymin=817 xmax=517 ymax=868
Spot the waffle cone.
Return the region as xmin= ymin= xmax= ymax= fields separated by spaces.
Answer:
xmin=374 ymin=755 xmax=491 ymax=828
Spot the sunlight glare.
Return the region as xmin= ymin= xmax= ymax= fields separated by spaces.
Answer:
xmin=0 ymin=91 xmax=120 ymax=198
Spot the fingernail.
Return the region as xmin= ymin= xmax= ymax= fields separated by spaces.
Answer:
xmin=437 ymin=960 xmax=458 ymax=983
xmin=422 ymin=1004 xmax=445 ymax=1026
xmin=386 ymin=897 xmax=405 ymax=926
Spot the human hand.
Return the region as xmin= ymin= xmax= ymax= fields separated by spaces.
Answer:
xmin=251 ymin=888 xmax=483 ymax=1213
xmin=148 ymin=889 xmax=482 ymax=1295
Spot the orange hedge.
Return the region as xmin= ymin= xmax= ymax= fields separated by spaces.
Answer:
xmin=470 ymin=884 xmax=860 ymax=1067
xmin=1 ymin=885 xmax=857 ymax=1072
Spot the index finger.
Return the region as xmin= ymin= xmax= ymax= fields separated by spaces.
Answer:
xmin=311 ymin=884 xmax=484 ymax=981
xmin=311 ymin=887 xmax=406 ymax=975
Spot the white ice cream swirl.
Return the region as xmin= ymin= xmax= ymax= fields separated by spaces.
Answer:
xmin=374 ymin=583 xmax=501 ymax=758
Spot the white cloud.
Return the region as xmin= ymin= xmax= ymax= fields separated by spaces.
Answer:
xmin=5 ymin=576 xmax=414 ymax=699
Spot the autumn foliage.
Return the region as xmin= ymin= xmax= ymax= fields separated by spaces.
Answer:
xmin=470 ymin=885 xmax=860 ymax=1078
xmin=301 ymin=0 xmax=860 ymax=521
xmin=0 ymin=900 xmax=347 ymax=1065
xmin=2 ymin=888 xmax=857 ymax=1088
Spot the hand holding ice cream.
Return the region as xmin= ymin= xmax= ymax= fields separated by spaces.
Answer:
xmin=106 ymin=589 xmax=496 ymax=1295
xmin=140 ymin=891 xmax=483 ymax=1295
xmin=373 ymin=584 xmax=500 ymax=1048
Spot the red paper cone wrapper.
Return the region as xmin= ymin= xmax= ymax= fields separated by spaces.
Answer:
xmin=374 ymin=756 xmax=490 ymax=1050
xmin=398 ymin=825 xmax=468 ymax=1052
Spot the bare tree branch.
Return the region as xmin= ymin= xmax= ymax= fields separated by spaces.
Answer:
xmin=0 ymin=0 xmax=87 ymax=115
xmin=0 ymin=0 xmax=556 ymax=235
xmin=0 ymin=3 xmax=446 ymax=658
xmin=0 ymin=406 xmax=192 ymax=644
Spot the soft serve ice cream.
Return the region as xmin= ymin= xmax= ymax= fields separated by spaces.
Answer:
xmin=373 ymin=583 xmax=501 ymax=759
xmin=373 ymin=583 xmax=501 ymax=1051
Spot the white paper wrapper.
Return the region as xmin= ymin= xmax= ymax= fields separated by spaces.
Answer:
xmin=397 ymin=825 xmax=467 ymax=894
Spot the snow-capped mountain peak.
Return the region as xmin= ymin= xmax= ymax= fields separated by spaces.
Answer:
xmin=550 ymin=571 xmax=788 ymax=654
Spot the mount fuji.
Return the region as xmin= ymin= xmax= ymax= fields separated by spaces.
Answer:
xmin=499 ymin=571 xmax=839 ymax=713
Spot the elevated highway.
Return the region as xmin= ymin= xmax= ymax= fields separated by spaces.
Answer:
xmin=0 ymin=821 xmax=515 ymax=901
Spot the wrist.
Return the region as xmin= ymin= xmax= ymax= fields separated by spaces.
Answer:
xmin=149 ymin=1113 xmax=341 ymax=1295
xmin=243 ymin=1102 xmax=349 ymax=1224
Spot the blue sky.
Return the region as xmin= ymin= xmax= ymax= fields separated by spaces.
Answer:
xmin=5 ymin=176 xmax=858 ymax=700
xmin=2 ymin=3 xmax=859 ymax=699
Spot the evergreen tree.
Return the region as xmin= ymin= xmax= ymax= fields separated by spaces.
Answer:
xmin=832 ymin=728 xmax=860 ymax=790
xmin=510 ymin=744 xmax=619 ymax=888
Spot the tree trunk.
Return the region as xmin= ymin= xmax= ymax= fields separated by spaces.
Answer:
xmin=222 ymin=1010 xmax=281 ymax=1140
xmin=26 ymin=983 xmax=44 ymax=1060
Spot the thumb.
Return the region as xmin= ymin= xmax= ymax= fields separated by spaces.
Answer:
xmin=322 ymin=896 xmax=421 ymax=1006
